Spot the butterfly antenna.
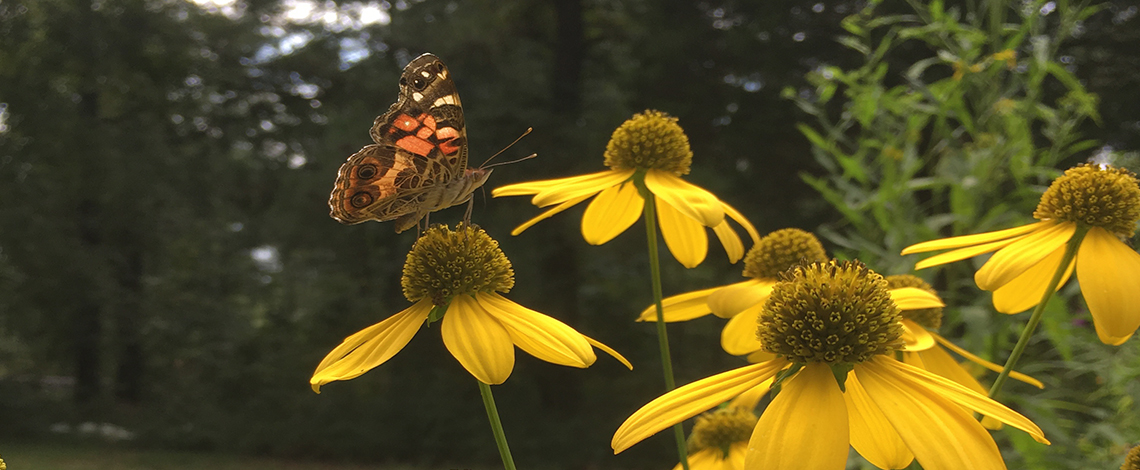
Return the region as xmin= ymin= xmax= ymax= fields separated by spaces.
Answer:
xmin=478 ymin=127 xmax=533 ymax=168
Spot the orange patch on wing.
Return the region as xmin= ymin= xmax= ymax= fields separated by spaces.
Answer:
xmin=416 ymin=127 xmax=433 ymax=139
xmin=396 ymin=136 xmax=434 ymax=156
xmin=421 ymin=114 xmax=437 ymax=131
xmin=393 ymin=114 xmax=419 ymax=132
xmin=436 ymin=127 xmax=459 ymax=140
xmin=439 ymin=139 xmax=460 ymax=155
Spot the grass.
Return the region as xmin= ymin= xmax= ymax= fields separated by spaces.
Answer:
xmin=0 ymin=442 xmax=460 ymax=470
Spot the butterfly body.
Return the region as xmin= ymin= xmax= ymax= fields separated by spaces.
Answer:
xmin=329 ymin=53 xmax=485 ymax=232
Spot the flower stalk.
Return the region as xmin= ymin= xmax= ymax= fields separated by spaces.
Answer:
xmin=988 ymin=225 xmax=1088 ymax=400
xmin=479 ymin=381 xmax=517 ymax=470
xmin=638 ymin=173 xmax=691 ymax=470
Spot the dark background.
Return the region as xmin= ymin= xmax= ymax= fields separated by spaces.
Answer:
xmin=1 ymin=0 xmax=1137 ymax=468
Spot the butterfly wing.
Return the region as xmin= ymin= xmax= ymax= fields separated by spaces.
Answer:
xmin=329 ymin=53 xmax=469 ymax=228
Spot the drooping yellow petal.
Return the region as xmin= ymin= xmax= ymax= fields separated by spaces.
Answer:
xmin=530 ymin=169 xmax=636 ymax=207
xmin=310 ymin=299 xmax=432 ymax=393
xmin=913 ymin=237 xmax=1024 ymax=270
xmin=440 ymin=295 xmax=515 ymax=385
xmin=582 ymin=335 xmax=633 ymax=370
xmin=975 ymin=222 xmax=1075 ymax=291
xmin=477 ymin=292 xmax=594 ymax=368
xmin=890 ymin=287 xmax=945 ymax=310
xmin=720 ymin=303 xmax=765 ymax=356
xmin=712 ymin=220 xmax=745 ymax=263
xmin=855 ymin=359 xmax=1007 ymax=470
xmin=745 ymin=363 xmax=849 ymax=470
xmin=637 ymin=284 xmax=733 ymax=322
xmin=862 ymin=356 xmax=1048 ymax=444
xmin=914 ymin=344 xmax=1004 ymax=430
xmin=844 ymin=373 xmax=915 ymax=469
xmin=727 ymin=378 xmax=773 ymax=411
xmin=990 ymin=244 xmax=1074 ymax=314
xmin=707 ymin=279 xmax=773 ymax=319
xmin=901 ymin=221 xmax=1050 ymax=254
xmin=900 ymin=320 xmax=936 ymax=352
xmin=657 ymin=196 xmax=708 ymax=268
xmin=581 ymin=181 xmax=644 ymax=245
xmin=611 ymin=359 xmax=788 ymax=453
xmin=901 ymin=351 xmax=925 ymax=368
xmin=671 ymin=448 xmax=720 ymax=470
xmin=1077 ymin=227 xmax=1140 ymax=345
xmin=492 ymin=175 xmax=576 ymax=197
xmin=931 ymin=333 xmax=1043 ymax=388
xmin=644 ymin=170 xmax=726 ymax=227
xmin=722 ymin=201 xmax=761 ymax=245
xmin=725 ymin=442 xmax=748 ymax=470
xmin=509 ymin=195 xmax=591 ymax=236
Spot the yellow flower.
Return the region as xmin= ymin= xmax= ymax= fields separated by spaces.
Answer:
xmin=311 ymin=224 xmax=630 ymax=391
xmin=885 ymin=274 xmax=1043 ymax=430
xmin=492 ymin=110 xmax=760 ymax=268
xmin=902 ymin=164 xmax=1140 ymax=345
xmin=612 ymin=261 xmax=1049 ymax=470
xmin=638 ymin=229 xmax=943 ymax=363
xmin=672 ymin=407 xmax=757 ymax=470
xmin=1124 ymin=444 xmax=1140 ymax=470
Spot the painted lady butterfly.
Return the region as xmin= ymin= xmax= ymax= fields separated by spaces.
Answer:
xmin=328 ymin=53 xmax=490 ymax=232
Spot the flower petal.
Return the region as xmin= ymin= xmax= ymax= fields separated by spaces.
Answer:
xmin=727 ymin=378 xmax=773 ymax=411
xmin=509 ymin=195 xmax=591 ymax=236
xmin=611 ymin=359 xmax=788 ymax=453
xmin=975 ymin=222 xmax=1075 ymax=291
xmin=657 ymin=196 xmax=709 ymax=268
xmin=708 ymin=279 xmax=773 ymax=319
xmin=722 ymin=201 xmax=761 ymax=245
xmin=861 ymin=356 xmax=1048 ymax=444
xmin=855 ymin=359 xmax=1008 ymax=470
xmin=890 ymin=287 xmax=945 ymax=310
xmin=441 ymin=295 xmax=515 ymax=385
xmin=1077 ymin=227 xmax=1140 ymax=345
xmin=637 ymin=284 xmax=730 ymax=322
xmin=745 ymin=363 xmax=849 ymax=470
xmin=900 ymin=320 xmax=936 ymax=352
xmin=492 ymin=176 xmax=575 ymax=197
xmin=726 ymin=443 xmax=748 ymax=470
xmin=581 ymin=180 xmax=644 ymax=245
xmin=644 ymin=170 xmax=725 ymax=227
xmin=990 ymin=244 xmax=1074 ymax=314
xmin=720 ymin=303 xmax=765 ymax=356
xmin=913 ymin=237 xmax=1024 ymax=270
xmin=531 ymin=169 xmax=636 ymax=207
xmin=745 ymin=350 xmax=777 ymax=363
xmin=477 ymin=292 xmax=594 ymax=368
xmin=913 ymin=345 xmax=1005 ymax=430
xmin=672 ymin=448 xmax=720 ymax=470
xmin=310 ymin=299 xmax=432 ymax=393
xmin=930 ymin=333 xmax=1043 ymax=388
xmin=901 ymin=221 xmax=1051 ymax=254
xmin=712 ymin=220 xmax=745 ymax=263
xmin=582 ymin=335 xmax=633 ymax=370
xmin=845 ymin=372 xmax=915 ymax=469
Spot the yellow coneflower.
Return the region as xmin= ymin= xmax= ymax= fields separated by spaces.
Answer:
xmin=492 ymin=110 xmax=759 ymax=268
xmin=672 ymin=407 xmax=757 ymax=470
xmin=639 ymin=229 xmax=944 ymax=363
xmin=613 ymin=261 xmax=1049 ymax=470
xmin=902 ymin=164 xmax=1140 ymax=345
xmin=1124 ymin=444 xmax=1140 ymax=470
xmin=311 ymin=224 xmax=630 ymax=390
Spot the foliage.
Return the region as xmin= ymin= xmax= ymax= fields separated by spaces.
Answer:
xmin=791 ymin=1 xmax=1139 ymax=468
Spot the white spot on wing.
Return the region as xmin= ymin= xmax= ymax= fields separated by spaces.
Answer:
xmin=412 ymin=92 xmax=424 ymax=102
xmin=421 ymin=71 xmax=430 ymax=78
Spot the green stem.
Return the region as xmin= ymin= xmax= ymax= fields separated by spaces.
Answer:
xmin=478 ymin=381 xmax=517 ymax=470
xmin=987 ymin=226 xmax=1087 ymax=400
xmin=639 ymin=182 xmax=691 ymax=470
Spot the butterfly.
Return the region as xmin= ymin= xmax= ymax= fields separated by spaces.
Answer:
xmin=328 ymin=53 xmax=491 ymax=233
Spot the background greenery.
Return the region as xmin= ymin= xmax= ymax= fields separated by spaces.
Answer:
xmin=0 ymin=0 xmax=1137 ymax=468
